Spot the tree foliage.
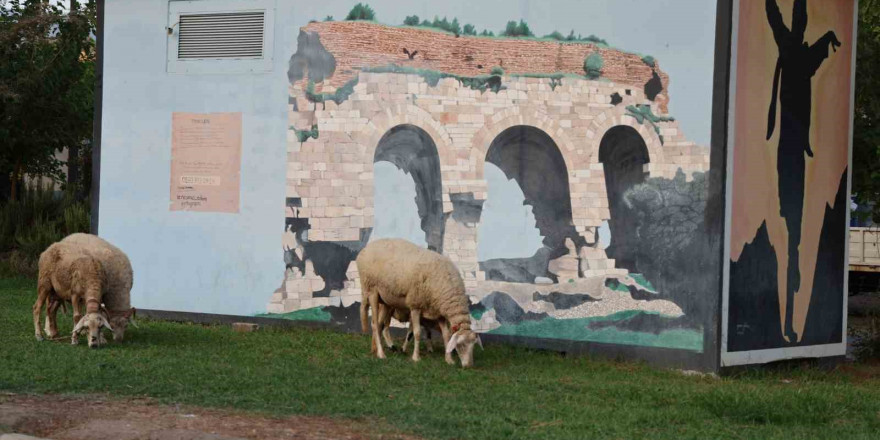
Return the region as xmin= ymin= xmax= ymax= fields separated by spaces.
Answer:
xmin=502 ymin=20 xmax=533 ymax=38
xmin=403 ymin=15 xmax=419 ymax=26
xmin=544 ymin=30 xmax=608 ymax=45
xmin=854 ymin=0 xmax=880 ymax=222
xmin=345 ymin=3 xmax=375 ymax=21
xmin=0 ymin=0 xmax=96 ymax=201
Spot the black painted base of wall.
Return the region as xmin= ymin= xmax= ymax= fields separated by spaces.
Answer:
xmin=719 ymin=355 xmax=845 ymax=376
xmin=137 ymin=308 xmax=711 ymax=372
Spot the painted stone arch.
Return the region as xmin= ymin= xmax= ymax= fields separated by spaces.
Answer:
xmin=372 ymin=124 xmax=444 ymax=252
xmin=586 ymin=106 xmax=666 ymax=171
xmin=598 ymin=125 xmax=652 ymax=271
xmin=362 ymin=104 xmax=456 ymax=187
xmin=480 ymin=124 xmax=583 ymax=260
xmin=359 ymin=106 xmax=453 ymax=252
xmin=470 ymin=108 xmax=580 ymax=184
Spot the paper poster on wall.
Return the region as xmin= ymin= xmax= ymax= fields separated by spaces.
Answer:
xmin=170 ymin=112 xmax=242 ymax=213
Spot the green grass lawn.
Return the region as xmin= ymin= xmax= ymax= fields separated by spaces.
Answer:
xmin=2 ymin=276 xmax=879 ymax=439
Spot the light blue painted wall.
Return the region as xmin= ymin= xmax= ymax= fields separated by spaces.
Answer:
xmin=99 ymin=0 xmax=718 ymax=316
xmin=99 ymin=0 xmax=294 ymax=315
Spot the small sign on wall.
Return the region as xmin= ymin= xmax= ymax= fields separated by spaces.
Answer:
xmin=170 ymin=112 xmax=242 ymax=213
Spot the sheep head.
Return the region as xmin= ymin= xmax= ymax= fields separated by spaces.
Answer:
xmin=105 ymin=307 xmax=136 ymax=342
xmin=445 ymin=327 xmax=483 ymax=368
xmin=72 ymin=311 xmax=113 ymax=349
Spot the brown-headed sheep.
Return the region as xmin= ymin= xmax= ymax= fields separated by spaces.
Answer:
xmin=34 ymin=241 xmax=113 ymax=348
xmin=357 ymin=238 xmax=482 ymax=367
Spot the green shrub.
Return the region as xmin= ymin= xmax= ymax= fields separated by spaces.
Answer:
xmin=544 ymin=30 xmax=607 ymax=45
xmin=852 ymin=317 xmax=880 ymax=361
xmin=480 ymin=29 xmax=495 ymax=37
xmin=324 ymin=15 xmax=334 ymax=22
xmin=581 ymin=34 xmax=607 ymax=45
xmin=462 ymin=24 xmax=477 ymax=35
xmin=63 ymin=202 xmax=90 ymax=235
xmin=403 ymin=15 xmax=419 ymax=26
xmin=544 ymin=31 xmax=566 ymax=41
xmin=15 ymin=216 xmax=60 ymax=263
xmin=0 ymin=183 xmax=91 ymax=276
xmin=584 ymin=52 xmax=603 ymax=79
xmin=345 ymin=3 xmax=375 ymax=21
xmin=423 ymin=16 xmax=461 ymax=35
xmin=502 ymin=20 xmax=533 ymax=37
xmin=642 ymin=55 xmax=656 ymax=68
xmin=490 ymin=66 xmax=505 ymax=76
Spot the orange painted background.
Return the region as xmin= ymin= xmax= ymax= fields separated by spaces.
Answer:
xmin=730 ymin=0 xmax=853 ymax=341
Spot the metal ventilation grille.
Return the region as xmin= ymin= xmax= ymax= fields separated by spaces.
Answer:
xmin=178 ymin=12 xmax=264 ymax=59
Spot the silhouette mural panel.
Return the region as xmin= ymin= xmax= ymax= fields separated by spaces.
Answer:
xmin=725 ymin=0 xmax=854 ymax=357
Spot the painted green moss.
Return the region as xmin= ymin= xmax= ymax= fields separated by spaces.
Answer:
xmin=488 ymin=310 xmax=702 ymax=351
xmin=629 ymin=273 xmax=657 ymax=291
xmin=607 ymin=279 xmax=631 ymax=293
xmin=363 ymin=64 xmax=505 ymax=93
xmin=257 ymin=307 xmax=332 ymax=322
xmin=292 ymin=124 xmax=319 ymax=143
xmin=625 ymin=104 xmax=675 ymax=144
xmin=305 ymin=77 xmax=359 ymax=107
xmin=510 ymin=72 xmax=571 ymax=90
xmin=471 ymin=307 xmax=486 ymax=320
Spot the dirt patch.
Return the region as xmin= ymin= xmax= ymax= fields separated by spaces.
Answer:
xmin=0 ymin=393 xmax=419 ymax=440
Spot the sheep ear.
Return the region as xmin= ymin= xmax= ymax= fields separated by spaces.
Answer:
xmin=445 ymin=333 xmax=460 ymax=354
xmin=101 ymin=316 xmax=114 ymax=331
xmin=72 ymin=318 xmax=86 ymax=334
xmin=476 ymin=334 xmax=484 ymax=350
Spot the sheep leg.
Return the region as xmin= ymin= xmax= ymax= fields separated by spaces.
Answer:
xmin=402 ymin=324 xmax=413 ymax=353
xmin=70 ymin=294 xmax=81 ymax=345
xmin=369 ymin=293 xmax=386 ymax=359
xmin=71 ymin=294 xmax=82 ymax=327
xmin=379 ymin=304 xmax=396 ymax=351
xmin=439 ymin=321 xmax=455 ymax=365
xmin=410 ymin=309 xmax=422 ymax=362
xmin=45 ymin=298 xmax=60 ymax=338
xmin=426 ymin=325 xmax=434 ymax=353
xmin=33 ymin=277 xmax=51 ymax=341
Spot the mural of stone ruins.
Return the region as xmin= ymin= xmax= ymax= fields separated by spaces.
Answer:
xmin=264 ymin=18 xmax=714 ymax=352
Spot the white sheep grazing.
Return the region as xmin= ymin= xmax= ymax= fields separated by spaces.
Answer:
xmin=56 ymin=233 xmax=135 ymax=342
xmin=357 ymin=238 xmax=482 ymax=367
xmin=34 ymin=241 xmax=113 ymax=348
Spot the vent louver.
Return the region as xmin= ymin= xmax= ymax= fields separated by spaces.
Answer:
xmin=177 ymin=12 xmax=264 ymax=59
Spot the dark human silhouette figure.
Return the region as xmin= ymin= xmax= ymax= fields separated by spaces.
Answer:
xmin=765 ymin=0 xmax=841 ymax=342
